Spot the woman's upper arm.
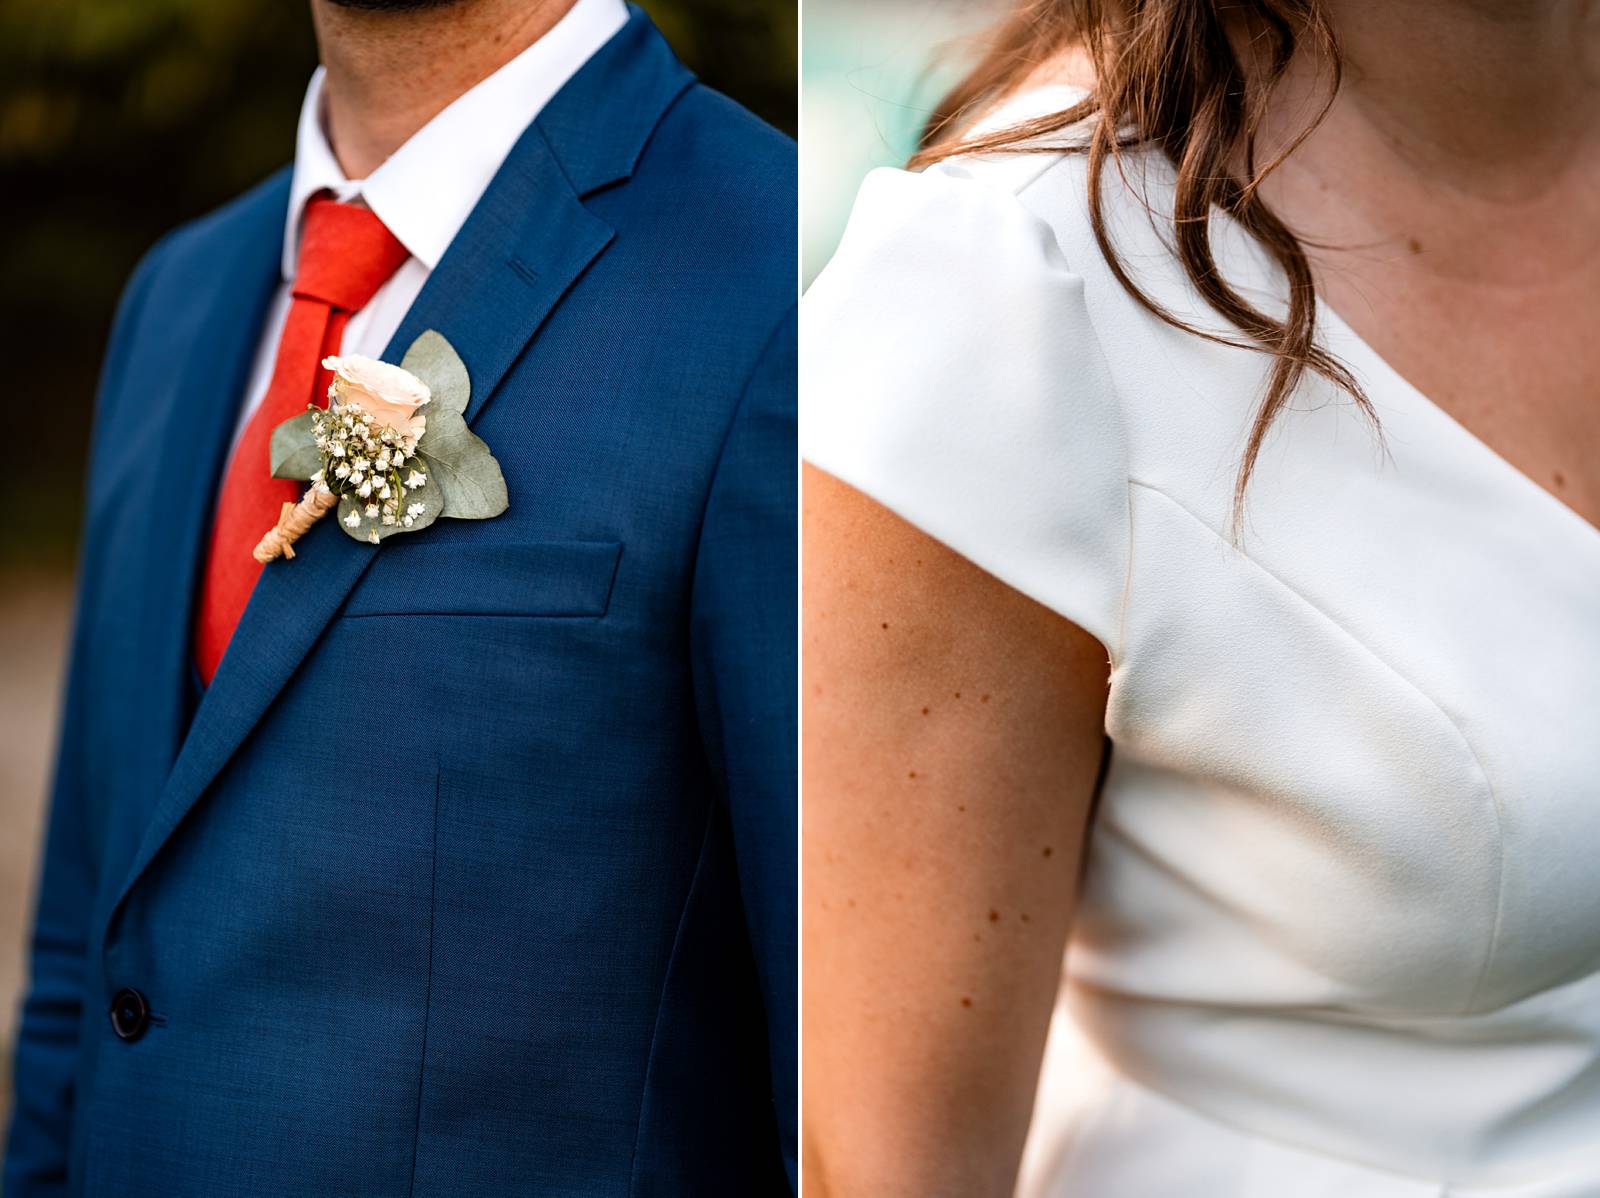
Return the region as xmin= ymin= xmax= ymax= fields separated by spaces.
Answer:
xmin=800 ymin=163 xmax=1130 ymax=1196
xmin=802 ymin=464 xmax=1111 ymax=1198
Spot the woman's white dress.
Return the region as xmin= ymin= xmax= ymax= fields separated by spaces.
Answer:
xmin=801 ymin=88 xmax=1600 ymax=1196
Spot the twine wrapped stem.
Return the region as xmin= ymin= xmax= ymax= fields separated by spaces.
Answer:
xmin=253 ymin=485 xmax=338 ymax=563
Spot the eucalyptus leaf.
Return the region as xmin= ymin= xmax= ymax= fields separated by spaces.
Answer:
xmin=401 ymin=330 xmax=470 ymax=417
xmin=269 ymin=411 xmax=321 ymax=481
xmin=336 ymin=471 xmax=445 ymax=545
xmin=415 ymin=403 xmax=508 ymax=520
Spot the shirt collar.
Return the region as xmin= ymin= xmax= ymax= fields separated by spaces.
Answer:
xmin=282 ymin=0 xmax=628 ymax=281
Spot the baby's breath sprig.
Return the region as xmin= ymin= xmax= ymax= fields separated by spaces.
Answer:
xmin=309 ymin=399 xmax=430 ymax=541
xmin=253 ymin=394 xmax=434 ymax=562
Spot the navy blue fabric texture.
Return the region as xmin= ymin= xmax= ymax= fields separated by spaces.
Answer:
xmin=3 ymin=9 xmax=797 ymax=1195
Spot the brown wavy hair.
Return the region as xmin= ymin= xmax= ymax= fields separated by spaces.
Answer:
xmin=911 ymin=0 xmax=1374 ymax=525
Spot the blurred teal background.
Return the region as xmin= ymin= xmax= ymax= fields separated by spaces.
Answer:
xmin=801 ymin=0 xmax=994 ymax=287
xmin=0 ymin=0 xmax=793 ymax=1138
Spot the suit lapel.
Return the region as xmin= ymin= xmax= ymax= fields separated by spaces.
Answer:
xmin=131 ymin=173 xmax=289 ymax=802
xmin=388 ymin=128 xmax=615 ymax=425
xmin=110 ymin=7 xmax=694 ymax=921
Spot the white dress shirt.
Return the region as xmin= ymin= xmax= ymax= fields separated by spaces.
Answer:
xmin=234 ymin=0 xmax=627 ymax=443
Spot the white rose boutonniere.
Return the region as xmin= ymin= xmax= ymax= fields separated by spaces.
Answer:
xmin=252 ymin=330 xmax=508 ymax=561
xmin=324 ymin=353 xmax=431 ymax=443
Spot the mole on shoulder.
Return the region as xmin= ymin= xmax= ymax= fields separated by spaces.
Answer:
xmin=961 ymin=996 xmax=973 ymax=1009
xmin=1407 ymin=237 xmax=1423 ymax=254
xmin=1042 ymin=846 xmax=1054 ymax=858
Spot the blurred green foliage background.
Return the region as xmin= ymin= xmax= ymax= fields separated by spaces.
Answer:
xmin=0 ymin=0 xmax=796 ymax=570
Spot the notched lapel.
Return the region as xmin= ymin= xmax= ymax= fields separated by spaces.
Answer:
xmin=124 ymin=175 xmax=287 ymax=823
xmin=389 ymin=125 xmax=614 ymax=427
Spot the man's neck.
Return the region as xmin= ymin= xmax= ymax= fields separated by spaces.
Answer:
xmin=311 ymin=0 xmax=579 ymax=180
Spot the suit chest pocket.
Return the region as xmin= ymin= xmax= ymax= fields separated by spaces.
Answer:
xmin=342 ymin=538 xmax=623 ymax=618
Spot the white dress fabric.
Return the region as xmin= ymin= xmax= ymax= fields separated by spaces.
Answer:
xmin=801 ymin=87 xmax=1600 ymax=1196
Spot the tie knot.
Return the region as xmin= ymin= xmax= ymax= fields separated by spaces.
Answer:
xmin=291 ymin=196 xmax=409 ymax=312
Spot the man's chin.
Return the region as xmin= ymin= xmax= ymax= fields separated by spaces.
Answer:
xmin=324 ymin=0 xmax=467 ymax=12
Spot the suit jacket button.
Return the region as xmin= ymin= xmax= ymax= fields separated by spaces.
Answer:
xmin=109 ymin=988 xmax=149 ymax=1042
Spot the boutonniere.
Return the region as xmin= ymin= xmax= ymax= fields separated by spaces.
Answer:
xmin=252 ymin=330 xmax=508 ymax=562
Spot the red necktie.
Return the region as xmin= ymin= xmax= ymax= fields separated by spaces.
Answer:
xmin=194 ymin=197 xmax=409 ymax=685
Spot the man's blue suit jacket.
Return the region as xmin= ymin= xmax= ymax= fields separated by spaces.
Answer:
xmin=4 ymin=11 xmax=796 ymax=1195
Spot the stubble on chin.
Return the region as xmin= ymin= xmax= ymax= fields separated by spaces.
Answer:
xmin=323 ymin=0 xmax=467 ymax=12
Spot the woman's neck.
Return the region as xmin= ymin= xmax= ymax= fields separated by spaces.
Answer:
xmin=1249 ymin=0 xmax=1600 ymax=526
xmin=1284 ymin=0 xmax=1600 ymax=197
xmin=1257 ymin=0 xmax=1600 ymax=280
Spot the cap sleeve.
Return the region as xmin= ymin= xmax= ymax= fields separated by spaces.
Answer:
xmin=801 ymin=165 xmax=1131 ymax=656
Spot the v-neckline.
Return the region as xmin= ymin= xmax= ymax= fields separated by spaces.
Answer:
xmin=1314 ymin=296 xmax=1600 ymax=551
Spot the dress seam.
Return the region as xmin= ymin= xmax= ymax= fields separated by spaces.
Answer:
xmin=1011 ymin=162 xmax=1137 ymax=668
xmin=1009 ymin=151 xmax=1081 ymax=200
xmin=1124 ymin=478 xmax=1507 ymax=1017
